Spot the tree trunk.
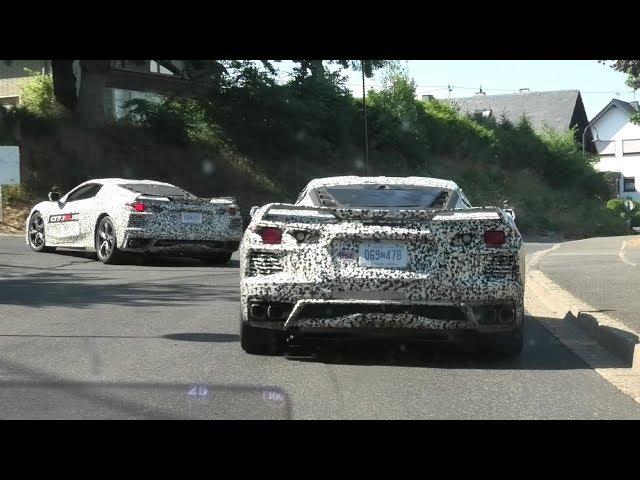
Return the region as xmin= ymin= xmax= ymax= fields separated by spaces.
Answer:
xmin=75 ymin=60 xmax=111 ymax=128
xmin=51 ymin=60 xmax=78 ymax=111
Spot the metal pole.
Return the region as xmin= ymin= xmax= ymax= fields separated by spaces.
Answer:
xmin=362 ymin=60 xmax=369 ymax=175
xmin=0 ymin=184 xmax=3 ymax=224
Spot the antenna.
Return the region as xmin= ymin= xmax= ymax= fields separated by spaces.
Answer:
xmin=475 ymin=85 xmax=485 ymax=95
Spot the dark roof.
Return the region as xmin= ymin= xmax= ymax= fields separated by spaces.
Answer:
xmin=590 ymin=99 xmax=640 ymax=125
xmin=445 ymin=90 xmax=584 ymax=132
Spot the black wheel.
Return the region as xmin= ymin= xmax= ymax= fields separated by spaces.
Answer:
xmin=200 ymin=251 xmax=232 ymax=264
xmin=27 ymin=212 xmax=55 ymax=253
xmin=240 ymin=316 xmax=284 ymax=355
xmin=95 ymin=216 xmax=124 ymax=264
xmin=479 ymin=326 xmax=523 ymax=359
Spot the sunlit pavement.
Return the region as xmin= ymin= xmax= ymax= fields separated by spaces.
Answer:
xmin=538 ymin=235 xmax=640 ymax=335
xmin=1 ymin=236 xmax=639 ymax=419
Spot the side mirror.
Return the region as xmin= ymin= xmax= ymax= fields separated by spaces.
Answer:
xmin=48 ymin=191 xmax=60 ymax=202
xmin=250 ymin=206 xmax=259 ymax=217
xmin=505 ymin=208 xmax=516 ymax=220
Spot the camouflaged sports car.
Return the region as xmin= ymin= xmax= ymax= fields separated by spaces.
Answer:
xmin=239 ymin=176 xmax=524 ymax=356
xmin=26 ymin=178 xmax=242 ymax=264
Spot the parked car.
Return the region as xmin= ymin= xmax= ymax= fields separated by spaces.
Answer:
xmin=26 ymin=178 xmax=242 ymax=264
xmin=239 ymin=176 xmax=524 ymax=356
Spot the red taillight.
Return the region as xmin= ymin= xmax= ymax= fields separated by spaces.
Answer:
xmin=484 ymin=230 xmax=505 ymax=247
xmin=127 ymin=202 xmax=146 ymax=212
xmin=260 ymin=227 xmax=282 ymax=245
xmin=228 ymin=206 xmax=237 ymax=216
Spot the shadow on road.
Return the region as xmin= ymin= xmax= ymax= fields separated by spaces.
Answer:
xmin=51 ymin=249 xmax=240 ymax=268
xmin=163 ymin=333 xmax=239 ymax=342
xmin=283 ymin=316 xmax=628 ymax=370
xmin=0 ymin=271 xmax=239 ymax=308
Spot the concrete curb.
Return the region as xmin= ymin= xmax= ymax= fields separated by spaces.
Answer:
xmin=527 ymin=243 xmax=640 ymax=371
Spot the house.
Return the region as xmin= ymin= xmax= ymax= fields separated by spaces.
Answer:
xmin=0 ymin=60 xmax=188 ymax=121
xmin=443 ymin=90 xmax=594 ymax=151
xmin=588 ymin=99 xmax=640 ymax=200
xmin=0 ymin=60 xmax=52 ymax=109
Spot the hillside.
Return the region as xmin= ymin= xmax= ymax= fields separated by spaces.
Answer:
xmin=0 ymin=67 xmax=629 ymax=238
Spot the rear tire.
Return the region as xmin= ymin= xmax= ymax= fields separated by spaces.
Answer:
xmin=240 ymin=316 xmax=284 ymax=355
xmin=27 ymin=212 xmax=55 ymax=253
xmin=95 ymin=216 xmax=125 ymax=264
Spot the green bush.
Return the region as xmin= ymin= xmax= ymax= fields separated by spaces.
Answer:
xmin=19 ymin=69 xmax=62 ymax=117
xmin=1 ymin=184 xmax=31 ymax=204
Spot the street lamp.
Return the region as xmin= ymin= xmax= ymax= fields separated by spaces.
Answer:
xmin=582 ymin=124 xmax=600 ymax=155
xmin=361 ymin=60 xmax=369 ymax=175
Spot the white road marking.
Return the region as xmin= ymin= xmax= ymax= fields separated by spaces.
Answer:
xmin=618 ymin=240 xmax=637 ymax=267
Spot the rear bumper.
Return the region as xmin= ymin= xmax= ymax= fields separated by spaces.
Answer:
xmin=240 ymin=296 xmax=524 ymax=335
xmin=121 ymin=231 xmax=240 ymax=254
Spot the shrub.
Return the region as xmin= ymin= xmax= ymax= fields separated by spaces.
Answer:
xmin=19 ymin=69 xmax=63 ymax=117
xmin=1 ymin=184 xmax=31 ymax=205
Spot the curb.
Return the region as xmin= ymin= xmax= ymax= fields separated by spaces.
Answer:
xmin=527 ymin=242 xmax=640 ymax=371
xmin=571 ymin=311 xmax=640 ymax=370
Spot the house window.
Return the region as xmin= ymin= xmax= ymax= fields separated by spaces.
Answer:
xmin=623 ymin=139 xmax=640 ymax=155
xmin=623 ymin=177 xmax=636 ymax=192
xmin=0 ymin=96 xmax=19 ymax=109
xmin=595 ymin=140 xmax=616 ymax=156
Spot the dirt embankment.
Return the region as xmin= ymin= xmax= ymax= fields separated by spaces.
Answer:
xmin=0 ymin=200 xmax=31 ymax=234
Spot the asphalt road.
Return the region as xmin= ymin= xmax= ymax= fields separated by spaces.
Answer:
xmin=539 ymin=235 xmax=640 ymax=334
xmin=1 ymin=236 xmax=640 ymax=419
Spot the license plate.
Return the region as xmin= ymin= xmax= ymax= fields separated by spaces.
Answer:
xmin=358 ymin=242 xmax=408 ymax=268
xmin=181 ymin=212 xmax=202 ymax=224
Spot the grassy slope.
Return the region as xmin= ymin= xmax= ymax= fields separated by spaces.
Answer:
xmin=1 ymin=101 xmax=627 ymax=238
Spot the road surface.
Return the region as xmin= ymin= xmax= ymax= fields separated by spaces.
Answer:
xmin=539 ymin=235 xmax=640 ymax=334
xmin=1 ymin=235 xmax=639 ymax=419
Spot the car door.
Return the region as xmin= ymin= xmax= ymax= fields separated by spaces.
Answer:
xmin=47 ymin=183 xmax=103 ymax=246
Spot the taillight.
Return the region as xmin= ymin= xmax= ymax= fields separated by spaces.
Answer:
xmin=126 ymin=202 xmax=146 ymax=212
xmin=484 ymin=230 xmax=505 ymax=247
xmin=259 ymin=227 xmax=282 ymax=245
xmin=228 ymin=206 xmax=237 ymax=216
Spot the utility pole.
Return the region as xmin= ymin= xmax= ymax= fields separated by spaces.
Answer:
xmin=361 ymin=60 xmax=369 ymax=175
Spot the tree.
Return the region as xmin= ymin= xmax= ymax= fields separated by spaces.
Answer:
xmin=291 ymin=59 xmax=390 ymax=82
xmin=609 ymin=60 xmax=640 ymax=124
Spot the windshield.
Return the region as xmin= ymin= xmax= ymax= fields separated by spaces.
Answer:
xmin=320 ymin=186 xmax=450 ymax=208
xmin=119 ymin=183 xmax=195 ymax=198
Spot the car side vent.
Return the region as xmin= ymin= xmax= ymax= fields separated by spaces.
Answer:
xmin=249 ymin=252 xmax=284 ymax=275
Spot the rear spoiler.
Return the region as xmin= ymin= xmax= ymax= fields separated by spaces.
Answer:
xmin=209 ymin=196 xmax=237 ymax=205
xmin=259 ymin=203 xmax=513 ymax=223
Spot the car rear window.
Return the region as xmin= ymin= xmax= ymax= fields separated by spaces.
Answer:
xmin=319 ymin=185 xmax=451 ymax=208
xmin=119 ymin=183 xmax=195 ymax=198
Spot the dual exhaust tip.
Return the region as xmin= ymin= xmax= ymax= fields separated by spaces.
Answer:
xmin=472 ymin=306 xmax=515 ymax=325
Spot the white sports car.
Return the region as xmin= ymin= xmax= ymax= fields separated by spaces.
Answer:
xmin=239 ymin=176 xmax=524 ymax=356
xmin=26 ymin=178 xmax=243 ymax=264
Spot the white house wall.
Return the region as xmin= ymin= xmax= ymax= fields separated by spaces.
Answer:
xmin=592 ymin=106 xmax=640 ymax=201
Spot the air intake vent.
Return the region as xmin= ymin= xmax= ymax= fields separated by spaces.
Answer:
xmin=249 ymin=252 xmax=284 ymax=275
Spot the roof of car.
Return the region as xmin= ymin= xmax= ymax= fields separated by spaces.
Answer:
xmin=304 ymin=176 xmax=460 ymax=191
xmin=90 ymin=178 xmax=175 ymax=186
